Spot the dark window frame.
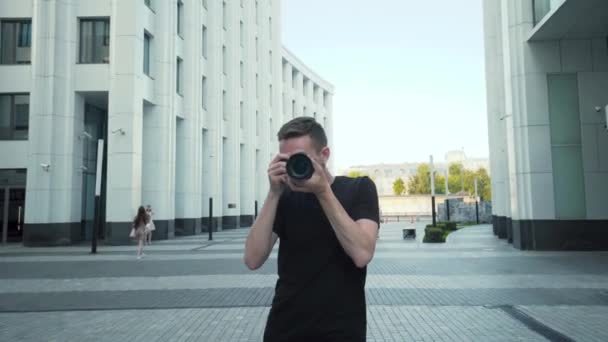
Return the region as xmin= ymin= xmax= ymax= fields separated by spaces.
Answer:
xmin=0 ymin=93 xmax=30 ymax=141
xmin=78 ymin=17 xmax=111 ymax=64
xmin=0 ymin=19 xmax=32 ymax=64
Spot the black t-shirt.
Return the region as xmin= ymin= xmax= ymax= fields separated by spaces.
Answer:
xmin=264 ymin=176 xmax=380 ymax=342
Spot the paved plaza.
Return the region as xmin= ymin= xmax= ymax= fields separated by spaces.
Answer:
xmin=1 ymin=221 xmax=608 ymax=341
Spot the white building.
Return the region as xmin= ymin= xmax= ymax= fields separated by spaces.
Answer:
xmin=483 ymin=0 xmax=608 ymax=250
xmin=341 ymin=152 xmax=489 ymax=196
xmin=0 ymin=0 xmax=333 ymax=246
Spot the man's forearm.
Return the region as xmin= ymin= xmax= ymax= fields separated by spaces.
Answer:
xmin=244 ymin=191 xmax=280 ymax=270
xmin=317 ymin=189 xmax=376 ymax=268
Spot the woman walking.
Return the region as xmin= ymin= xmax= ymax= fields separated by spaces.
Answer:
xmin=132 ymin=206 xmax=149 ymax=259
xmin=145 ymin=205 xmax=156 ymax=245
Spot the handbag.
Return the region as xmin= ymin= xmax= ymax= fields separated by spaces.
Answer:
xmin=129 ymin=228 xmax=136 ymax=238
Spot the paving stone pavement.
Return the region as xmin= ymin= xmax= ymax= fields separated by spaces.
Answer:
xmin=0 ymin=221 xmax=607 ymax=341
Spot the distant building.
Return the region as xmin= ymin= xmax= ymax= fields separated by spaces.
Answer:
xmin=340 ymin=152 xmax=489 ymax=196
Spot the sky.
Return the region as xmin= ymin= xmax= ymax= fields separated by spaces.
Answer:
xmin=281 ymin=0 xmax=489 ymax=171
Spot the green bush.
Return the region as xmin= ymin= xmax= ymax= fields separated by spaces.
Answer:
xmin=423 ymin=227 xmax=445 ymax=243
xmin=443 ymin=222 xmax=457 ymax=231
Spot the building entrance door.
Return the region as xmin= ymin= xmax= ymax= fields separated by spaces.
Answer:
xmin=1 ymin=187 xmax=25 ymax=243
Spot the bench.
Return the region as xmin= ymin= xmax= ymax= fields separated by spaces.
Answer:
xmin=402 ymin=228 xmax=416 ymax=240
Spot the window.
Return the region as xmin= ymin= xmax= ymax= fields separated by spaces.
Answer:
xmin=269 ymin=17 xmax=272 ymax=39
xmin=145 ymin=0 xmax=152 ymax=9
xmin=202 ymin=26 xmax=208 ymax=58
xmin=292 ymin=100 xmax=295 ymax=117
xmin=269 ymin=85 xmax=272 ymax=106
xmin=292 ymin=70 xmax=297 ymax=89
xmin=240 ymin=61 xmax=244 ymax=88
xmin=79 ymin=18 xmax=110 ymax=63
xmin=222 ymin=90 xmax=227 ymax=120
xmin=313 ymin=112 xmax=317 ymax=120
xmin=176 ymin=58 xmax=183 ymax=94
xmin=0 ymin=94 xmax=29 ymax=140
xmin=256 ymin=74 xmax=259 ymax=98
xmin=202 ymin=76 xmax=207 ymax=109
xmin=269 ymin=50 xmax=272 ymax=73
xmin=143 ymin=32 xmax=151 ymax=76
xmin=177 ymin=0 xmax=184 ymax=37
xmin=222 ymin=1 xmax=227 ymax=30
xmin=255 ymin=110 xmax=259 ymax=136
xmin=269 ymin=118 xmax=273 ymax=141
xmin=240 ymin=101 xmax=244 ymax=128
xmin=533 ymin=0 xmax=551 ymax=25
xmin=1 ymin=20 xmax=32 ymax=64
xmin=222 ymin=45 xmax=227 ymax=74
xmin=255 ymin=1 xmax=259 ymax=24
xmin=255 ymin=37 xmax=259 ymax=60
xmin=202 ymin=0 xmax=207 ymax=10
xmin=240 ymin=21 xmax=244 ymax=47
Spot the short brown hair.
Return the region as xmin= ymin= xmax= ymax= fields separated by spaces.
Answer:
xmin=277 ymin=117 xmax=328 ymax=150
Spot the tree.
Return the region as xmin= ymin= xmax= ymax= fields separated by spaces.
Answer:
xmin=392 ymin=177 xmax=405 ymax=196
xmin=407 ymin=163 xmax=446 ymax=194
xmin=346 ymin=170 xmax=367 ymax=178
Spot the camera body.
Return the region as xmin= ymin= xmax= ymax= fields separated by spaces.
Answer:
xmin=284 ymin=153 xmax=314 ymax=180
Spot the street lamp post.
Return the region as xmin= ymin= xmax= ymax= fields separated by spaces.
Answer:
xmin=430 ymin=155 xmax=436 ymax=227
xmin=474 ymin=177 xmax=479 ymax=224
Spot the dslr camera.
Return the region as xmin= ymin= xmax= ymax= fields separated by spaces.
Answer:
xmin=283 ymin=153 xmax=314 ymax=180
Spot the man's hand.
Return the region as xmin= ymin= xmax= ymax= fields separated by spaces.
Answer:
xmin=286 ymin=155 xmax=330 ymax=196
xmin=268 ymin=153 xmax=289 ymax=195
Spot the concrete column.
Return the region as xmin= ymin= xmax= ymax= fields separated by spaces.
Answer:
xmin=173 ymin=0 xmax=203 ymax=235
xmin=25 ymin=0 xmax=82 ymax=246
xmin=142 ymin=0 xmax=176 ymax=240
xmin=203 ymin=0 xmax=223 ymax=231
xmin=105 ymin=0 xmax=145 ymax=244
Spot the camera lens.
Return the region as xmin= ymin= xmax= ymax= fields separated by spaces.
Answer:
xmin=286 ymin=153 xmax=314 ymax=180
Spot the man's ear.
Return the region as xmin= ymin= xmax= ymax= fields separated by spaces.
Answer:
xmin=320 ymin=146 xmax=331 ymax=164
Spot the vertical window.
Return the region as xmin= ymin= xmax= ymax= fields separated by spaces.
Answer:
xmin=256 ymin=73 xmax=259 ymax=98
xmin=255 ymin=110 xmax=259 ymax=136
xmin=202 ymin=76 xmax=207 ymax=109
xmin=269 ymin=17 xmax=272 ymax=39
xmin=202 ymin=0 xmax=207 ymax=10
xmin=176 ymin=58 xmax=183 ymax=94
xmin=79 ymin=18 xmax=110 ymax=63
xmin=0 ymin=94 xmax=29 ymax=140
xmin=292 ymin=100 xmax=295 ymax=117
xmin=240 ymin=101 xmax=244 ymax=128
xmin=177 ymin=0 xmax=184 ymax=37
xmin=145 ymin=0 xmax=152 ymax=9
xmin=222 ymin=90 xmax=227 ymax=120
xmin=269 ymin=50 xmax=272 ymax=74
xmin=240 ymin=61 xmax=244 ymax=88
xmin=269 ymin=118 xmax=273 ymax=141
xmin=269 ymin=85 xmax=272 ymax=106
xmin=255 ymin=37 xmax=259 ymax=60
xmin=202 ymin=25 xmax=208 ymax=58
xmin=222 ymin=45 xmax=227 ymax=75
xmin=240 ymin=21 xmax=244 ymax=47
xmin=222 ymin=1 xmax=227 ymax=30
xmin=1 ymin=20 xmax=32 ymax=64
xmin=255 ymin=1 xmax=259 ymax=24
xmin=313 ymin=112 xmax=317 ymax=120
xmin=143 ymin=32 xmax=151 ymax=76
xmin=292 ymin=70 xmax=297 ymax=89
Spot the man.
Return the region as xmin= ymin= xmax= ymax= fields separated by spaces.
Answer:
xmin=244 ymin=117 xmax=380 ymax=341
